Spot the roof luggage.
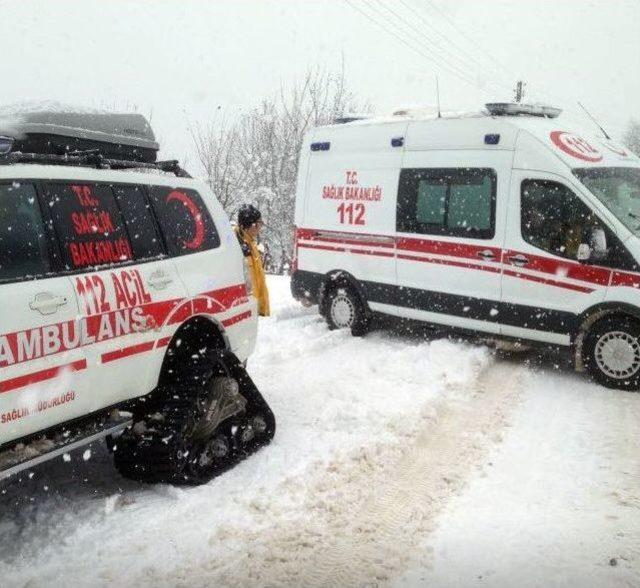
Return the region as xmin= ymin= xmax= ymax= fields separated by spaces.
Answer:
xmin=0 ymin=109 xmax=159 ymax=162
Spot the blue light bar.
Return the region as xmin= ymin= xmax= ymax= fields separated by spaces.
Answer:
xmin=0 ymin=136 xmax=14 ymax=155
xmin=310 ymin=142 xmax=330 ymax=152
xmin=485 ymin=103 xmax=562 ymax=118
xmin=484 ymin=134 xmax=500 ymax=145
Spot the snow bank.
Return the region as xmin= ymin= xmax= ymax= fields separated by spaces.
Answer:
xmin=0 ymin=276 xmax=492 ymax=586
xmin=1 ymin=276 xmax=638 ymax=588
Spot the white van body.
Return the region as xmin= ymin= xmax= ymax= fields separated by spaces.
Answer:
xmin=0 ymin=149 xmax=274 ymax=483
xmin=0 ymin=165 xmax=257 ymax=445
xmin=291 ymin=107 xmax=640 ymax=388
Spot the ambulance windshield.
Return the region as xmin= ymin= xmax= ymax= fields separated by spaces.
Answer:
xmin=574 ymin=167 xmax=640 ymax=236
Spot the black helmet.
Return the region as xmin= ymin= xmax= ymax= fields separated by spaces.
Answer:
xmin=238 ymin=204 xmax=262 ymax=229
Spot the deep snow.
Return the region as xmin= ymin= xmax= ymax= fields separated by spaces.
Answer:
xmin=0 ymin=275 xmax=638 ymax=587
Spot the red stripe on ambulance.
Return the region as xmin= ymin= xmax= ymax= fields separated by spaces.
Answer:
xmin=101 ymin=341 xmax=156 ymax=364
xmin=222 ymin=310 xmax=253 ymax=328
xmin=0 ymin=359 xmax=87 ymax=394
xmin=296 ymin=228 xmax=633 ymax=292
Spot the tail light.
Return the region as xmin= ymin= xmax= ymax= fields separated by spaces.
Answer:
xmin=291 ymin=226 xmax=299 ymax=273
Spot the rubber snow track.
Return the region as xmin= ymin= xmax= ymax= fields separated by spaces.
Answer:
xmin=159 ymin=362 xmax=526 ymax=587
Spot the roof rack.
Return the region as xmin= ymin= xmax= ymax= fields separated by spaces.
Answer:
xmin=0 ymin=151 xmax=191 ymax=178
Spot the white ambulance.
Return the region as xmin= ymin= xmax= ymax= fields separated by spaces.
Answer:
xmin=291 ymin=103 xmax=640 ymax=390
xmin=0 ymin=110 xmax=274 ymax=483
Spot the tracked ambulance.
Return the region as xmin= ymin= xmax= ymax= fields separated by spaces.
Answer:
xmin=0 ymin=108 xmax=275 ymax=484
xmin=292 ymin=103 xmax=640 ymax=390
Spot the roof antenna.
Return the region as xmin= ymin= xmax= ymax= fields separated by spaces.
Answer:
xmin=435 ymin=76 xmax=442 ymax=118
xmin=578 ymin=101 xmax=611 ymax=140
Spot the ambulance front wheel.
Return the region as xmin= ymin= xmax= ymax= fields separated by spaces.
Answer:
xmin=582 ymin=315 xmax=640 ymax=391
xmin=322 ymin=285 xmax=370 ymax=336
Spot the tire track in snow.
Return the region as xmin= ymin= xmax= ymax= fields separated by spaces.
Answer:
xmin=163 ymin=361 xmax=527 ymax=588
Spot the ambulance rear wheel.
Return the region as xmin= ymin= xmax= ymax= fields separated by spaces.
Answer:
xmin=583 ymin=315 xmax=640 ymax=391
xmin=323 ymin=285 xmax=370 ymax=336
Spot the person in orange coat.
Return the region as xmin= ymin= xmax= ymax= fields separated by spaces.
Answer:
xmin=235 ymin=204 xmax=270 ymax=317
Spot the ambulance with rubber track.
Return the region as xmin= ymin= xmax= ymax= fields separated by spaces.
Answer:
xmin=292 ymin=102 xmax=640 ymax=390
xmin=0 ymin=109 xmax=275 ymax=483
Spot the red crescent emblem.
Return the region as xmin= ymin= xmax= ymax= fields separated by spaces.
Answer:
xmin=550 ymin=131 xmax=603 ymax=162
xmin=166 ymin=190 xmax=205 ymax=250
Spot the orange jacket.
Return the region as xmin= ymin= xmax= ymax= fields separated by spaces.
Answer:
xmin=235 ymin=226 xmax=270 ymax=317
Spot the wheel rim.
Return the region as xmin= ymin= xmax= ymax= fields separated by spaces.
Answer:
xmin=197 ymin=434 xmax=229 ymax=468
xmin=192 ymin=375 xmax=246 ymax=441
xmin=252 ymin=415 xmax=267 ymax=435
xmin=594 ymin=330 xmax=640 ymax=380
xmin=330 ymin=291 xmax=355 ymax=328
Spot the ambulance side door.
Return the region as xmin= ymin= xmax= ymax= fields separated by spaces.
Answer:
xmin=395 ymin=153 xmax=509 ymax=334
xmin=0 ymin=180 xmax=88 ymax=445
xmin=500 ymin=172 xmax=610 ymax=344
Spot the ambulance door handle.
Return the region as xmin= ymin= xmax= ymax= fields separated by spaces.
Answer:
xmin=477 ymin=250 xmax=496 ymax=261
xmin=508 ymin=254 xmax=529 ymax=267
xmin=29 ymin=292 xmax=69 ymax=315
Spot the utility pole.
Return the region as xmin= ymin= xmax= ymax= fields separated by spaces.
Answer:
xmin=514 ymin=80 xmax=526 ymax=103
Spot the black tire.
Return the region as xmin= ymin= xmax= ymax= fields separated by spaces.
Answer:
xmin=582 ymin=315 xmax=640 ymax=390
xmin=114 ymin=349 xmax=275 ymax=484
xmin=322 ymin=284 xmax=370 ymax=337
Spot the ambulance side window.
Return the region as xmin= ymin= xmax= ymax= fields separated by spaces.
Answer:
xmin=416 ymin=179 xmax=446 ymax=225
xmin=148 ymin=186 xmax=220 ymax=257
xmin=112 ymin=185 xmax=164 ymax=261
xmin=521 ymin=180 xmax=639 ymax=270
xmin=521 ymin=180 xmax=597 ymax=260
xmin=397 ymin=168 xmax=496 ymax=239
xmin=43 ymin=183 xmax=134 ymax=271
xmin=0 ymin=182 xmax=50 ymax=283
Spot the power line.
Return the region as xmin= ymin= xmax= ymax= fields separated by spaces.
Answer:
xmin=419 ymin=0 xmax=515 ymax=80
xmin=411 ymin=0 xmax=613 ymax=129
xmin=343 ymin=0 xmax=480 ymax=88
xmin=345 ymin=0 xmax=628 ymax=137
xmin=395 ymin=0 xmax=515 ymax=88
xmin=357 ymin=0 xmax=480 ymax=85
xmin=367 ymin=0 xmax=487 ymax=83
xmin=363 ymin=0 xmax=515 ymax=97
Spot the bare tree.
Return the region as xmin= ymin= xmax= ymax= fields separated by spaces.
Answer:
xmin=190 ymin=114 xmax=246 ymax=214
xmin=192 ymin=65 xmax=370 ymax=273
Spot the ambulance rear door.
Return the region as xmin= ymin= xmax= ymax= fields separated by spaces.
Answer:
xmin=0 ymin=180 xmax=87 ymax=444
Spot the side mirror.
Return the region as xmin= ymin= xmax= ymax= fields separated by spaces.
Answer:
xmin=590 ymin=227 xmax=608 ymax=258
xmin=577 ymin=243 xmax=591 ymax=262
xmin=578 ymin=228 xmax=607 ymax=262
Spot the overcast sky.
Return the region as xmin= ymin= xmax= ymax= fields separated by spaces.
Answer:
xmin=1 ymin=0 xmax=639 ymax=170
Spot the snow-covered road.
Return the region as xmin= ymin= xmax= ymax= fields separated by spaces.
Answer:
xmin=1 ymin=276 xmax=639 ymax=587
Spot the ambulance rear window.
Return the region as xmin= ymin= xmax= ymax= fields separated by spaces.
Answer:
xmin=43 ymin=183 xmax=134 ymax=271
xmin=148 ymin=187 xmax=220 ymax=256
xmin=0 ymin=182 xmax=50 ymax=282
xmin=112 ymin=185 xmax=164 ymax=261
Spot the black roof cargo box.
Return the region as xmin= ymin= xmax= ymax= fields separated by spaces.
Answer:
xmin=0 ymin=110 xmax=159 ymax=163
